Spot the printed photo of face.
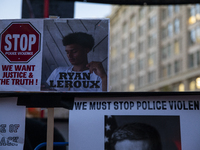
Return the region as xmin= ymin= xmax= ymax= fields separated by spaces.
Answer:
xmin=115 ymin=139 xmax=150 ymax=150
xmin=65 ymin=44 xmax=89 ymax=66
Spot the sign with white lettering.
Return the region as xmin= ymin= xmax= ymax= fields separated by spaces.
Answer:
xmin=0 ymin=97 xmax=26 ymax=150
xmin=0 ymin=22 xmax=40 ymax=63
xmin=69 ymin=95 xmax=200 ymax=150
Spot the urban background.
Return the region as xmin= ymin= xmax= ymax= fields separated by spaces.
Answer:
xmin=108 ymin=4 xmax=200 ymax=92
xmin=1 ymin=1 xmax=200 ymax=145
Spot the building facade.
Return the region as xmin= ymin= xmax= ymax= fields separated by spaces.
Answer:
xmin=109 ymin=4 xmax=200 ymax=92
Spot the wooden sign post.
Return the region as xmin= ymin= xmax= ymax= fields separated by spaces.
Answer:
xmin=46 ymin=108 xmax=54 ymax=150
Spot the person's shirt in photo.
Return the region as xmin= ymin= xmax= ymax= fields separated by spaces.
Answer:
xmin=46 ymin=66 xmax=102 ymax=91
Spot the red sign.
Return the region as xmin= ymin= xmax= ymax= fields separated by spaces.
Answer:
xmin=0 ymin=22 xmax=41 ymax=63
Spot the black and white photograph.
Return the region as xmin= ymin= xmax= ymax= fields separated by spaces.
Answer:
xmin=41 ymin=19 xmax=109 ymax=92
xmin=105 ymin=115 xmax=181 ymax=150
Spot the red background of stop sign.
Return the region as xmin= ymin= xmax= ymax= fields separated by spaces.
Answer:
xmin=0 ymin=22 xmax=41 ymax=63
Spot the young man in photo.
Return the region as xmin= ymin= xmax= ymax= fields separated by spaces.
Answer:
xmin=110 ymin=123 xmax=162 ymax=150
xmin=46 ymin=32 xmax=107 ymax=92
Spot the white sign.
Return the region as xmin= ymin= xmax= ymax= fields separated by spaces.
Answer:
xmin=0 ymin=19 xmax=43 ymax=91
xmin=0 ymin=19 xmax=109 ymax=92
xmin=0 ymin=97 xmax=26 ymax=150
xmin=69 ymin=95 xmax=200 ymax=150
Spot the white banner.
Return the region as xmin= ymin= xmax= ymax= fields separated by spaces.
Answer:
xmin=69 ymin=95 xmax=200 ymax=150
xmin=0 ymin=97 xmax=26 ymax=150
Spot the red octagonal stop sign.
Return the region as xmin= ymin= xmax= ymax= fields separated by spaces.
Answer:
xmin=0 ymin=22 xmax=41 ymax=63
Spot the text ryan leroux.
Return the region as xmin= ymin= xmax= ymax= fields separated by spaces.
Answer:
xmin=49 ymin=72 xmax=100 ymax=88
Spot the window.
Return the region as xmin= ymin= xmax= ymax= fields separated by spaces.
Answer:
xmin=110 ymin=59 xmax=118 ymax=70
xmin=197 ymin=27 xmax=200 ymax=43
xmin=130 ymin=32 xmax=135 ymax=43
xmin=148 ymin=52 xmax=156 ymax=67
xmin=174 ymin=5 xmax=180 ymax=13
xmin=138 ymin=41 xmax=145 ymax=54
xmin=139 ymin=24 xmax=145 ymax=37
xmin=190 ymin=29 xmax=196 ymax=44
xmin=160 ymin=85 xmax=172 ymax=91
xmin=167 ymin=44 xmax=172 ymax=58
xmin=196 ymin=77 xmax=200 ymax=89
xmin=116 ymin=44 xmax=120 ymax=53
xmin=189 ymin=4 xmax=200 ymax=25
xmin=174 ymin=41 xmax=180 ymax=55
xmin=161 ymin=46 xmax=167 ymax=59
xmin=168 ymin=23 xmax=173 ymax=37
xmin=148 ymin=33 xmax=157 ymax=48
xmin=179 ymin=83 xmax=185 ymax=91
xmin=149 ymin=6 xmax=155 ymax=12
xmin=174 ymin=18 xmax=180 ymax=34
xmin=129 ymin=83 xmax=135 ymax=91
xmin=188 ymin=53 xmax=194 ymax=68
xmin=189 ymin=7 xmax=196 ymax=25
xmin=122 ymin=67 xmax=128 ymax=79
xmin=174 ymin=60 xmax=181 ymax=73
xmin=122 ymin=83 xmax=127 ymax=91
xmin=116 ymin=32 xmax=120 ymax=43
xmin=131 ymin=15 xmax=136 ymax=27
xmin=130 ymin=63 xmax=135 ymax=74
xmin=197 ymin=51 xmax=200 ymax=66
xmin=162 ymin=26 xmax=168 ymax=39
xmin=168 ymin=5 xmax=173 ymax=17
xmin=139 ymin=7 xmax=145 ymax=19
xmin=189 ymin=27 xmax=200 ymax=45
xmin=123 ymin=22 xmax=128 ymax=33
xmin=189 ymin=80 xmax=196 ymax=91
xmin=172 ymin=83 xmax=179 ymax=91
xmin=110 ymin=72 xmax=118 ymax=85
xmin=167 ymin=63 xmax=172 ymax=76
xmin=122 ymin=38 xmax=128 ymax=48
xmin=161 ymin=66 xmax=167 ymax=78
xmin=162 ymin=44 xmax=172 ymax=60
xmin=191 ymin=4 xmax=200 ymax=16
xmin=138 ymin=75 xmax=144 ymax=87
xmin=138 ymin=58 xmax=145 ymax=71
xmin=196 ymin=4 xmax=200 ymax=14
xmin=129 ymin=48 xmax=135 ymax=60
xmin=111 ymin=47 xmax=117 ymax=58
xmin=190 ymin=6 xmax=196 ymax=16
xmin=148 ymin=71 xmax=156 ymax=83
xmin=162 ymin=8 xmax=167 ymax=20
xmin=122 ymin=53 xmax=128 ymax=64
xmin=149 ymin=15 xmax=157 ymax=29
xmin=122 ymin=8 xmax=127 ymax=17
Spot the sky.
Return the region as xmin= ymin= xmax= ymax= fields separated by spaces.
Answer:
xmin=0 ymin=0 xmax=112 ymax=19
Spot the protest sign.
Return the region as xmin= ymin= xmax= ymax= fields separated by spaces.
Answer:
xmin=0 ymin=19 xmax=109 ymax=92
xmin=0 ymin=19 xmax=43 ymax=91
xmin=69 ymin=95 xmax=200 ymax=150
xmin=41 ymin=19 xmax=109 ymax=92
xmin=0 ymin=97 xmax=26 ymax=150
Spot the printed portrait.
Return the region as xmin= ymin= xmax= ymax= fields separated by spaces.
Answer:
xmin=41 ymin=19 xmax=109 ymax=92
xmin=105 ymin=115 xmax=181 ymax=150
